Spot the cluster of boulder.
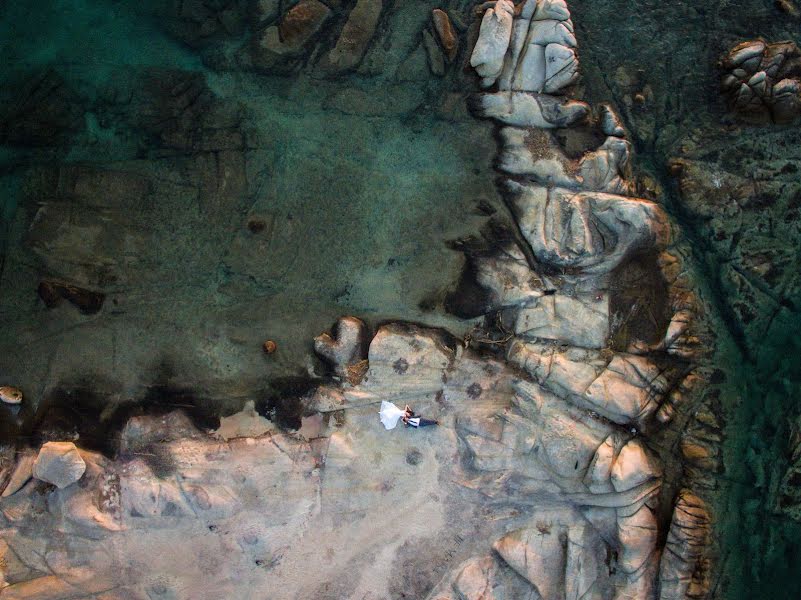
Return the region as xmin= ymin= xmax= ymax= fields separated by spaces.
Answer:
xmin=251 ymin=0 xmax=386 ymax=72
xmin=721 ymin=39 xmax=801 ymax=123
xmin=426 ymin=0 xmax=715 ymax=598
xmin=1 ymin=442 xmax=85 ymax=499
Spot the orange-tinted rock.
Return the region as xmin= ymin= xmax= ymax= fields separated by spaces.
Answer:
xmin=432 ymin=9 xmax=458 ymax=62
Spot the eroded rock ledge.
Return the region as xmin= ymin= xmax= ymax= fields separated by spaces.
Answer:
xmin=0 ymin=1 xmax=719 ymax=599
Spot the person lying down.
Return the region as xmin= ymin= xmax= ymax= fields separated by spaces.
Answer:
xmin=379 ymin=401 xmax=439 ymax=430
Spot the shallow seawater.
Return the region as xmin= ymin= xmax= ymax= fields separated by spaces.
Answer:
xmin=0 ymin=0 xmax=496 ymax=407
xmin=1 ymin=0 xmax=800 ymax=597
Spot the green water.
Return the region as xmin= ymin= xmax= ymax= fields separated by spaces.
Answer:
xmin=717 ymin=310 xmax=801 ymax=599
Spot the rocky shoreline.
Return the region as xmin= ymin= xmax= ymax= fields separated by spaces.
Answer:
xmin=1 ymin=0 xmax=800 ymax=598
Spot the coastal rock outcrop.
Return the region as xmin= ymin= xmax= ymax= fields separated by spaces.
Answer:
xmin=0 ymin=0 xmax=720 ymax=598
xmin=721 ymin=39 xmax=801 ymax=123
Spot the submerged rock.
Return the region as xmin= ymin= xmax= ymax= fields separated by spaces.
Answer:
xmin=252 ymin=0 xmax=332 ymax=66
xmin=32 ymin=442 xmax=86 ymax=489
xmin=320 ymin=0 xmax=383 ymax=72
xmin=37 ymin=279 xmax=106 ymax=315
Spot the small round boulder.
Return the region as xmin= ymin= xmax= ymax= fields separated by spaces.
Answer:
xmin=0 ymin=386 xmax=23 ymax=405
xmin=33 ymin=442 xmax=86 ymax=489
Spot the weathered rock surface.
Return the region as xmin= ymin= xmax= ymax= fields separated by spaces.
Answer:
xmin=32 ymin=442 xmax=86 ymax=489
xmin=505 ymin=183 xmax=670 ymax=276
xmin=1 ymin=449 xmax=35 ymax=498
xmin=470 ymin=0 xmax=514 ymax=85
xmin=470 ymin=91 xmax=590 ymax=128
xmin=314 ymin=316 xmax=369 ymax=382
xmin=721 ymin=39 xmax=801 ymax=123
xmin=658 ymin=490 xmax=712 ymax=599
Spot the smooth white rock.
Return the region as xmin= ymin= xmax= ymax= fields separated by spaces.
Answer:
xmin=470 ymin=0 xmax=515 ymax=83
xmin=512 ymin=42 xmax=546 ymax=91
xmin=533 ymin=0 xmax=571 ymax=21
xmin=543 ymin=43 xmax=579 ymax=93
xmin=32 ymin=442 xmax=86 ymax=489
xmin=527 ymin=19 xmax=576 ymax=47
xmin=611 ymin=438 xmax=663 ymax=493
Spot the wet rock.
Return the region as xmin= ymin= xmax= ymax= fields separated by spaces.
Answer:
xmin=777 ymin=413 xmax=801 ymax=519
xmin=37 ymin=279 xmax=106 ymax=315
xmin=32 ymin=442 xmax=86 ymax=489
xmin=278 ymin=0 xmax=332 ymax=47
xmin=432 ymin=9 xmax=458 ymax=62
xmin=252 ymin=0 xmax=281 ymax=25
xmin=320 ymin=0 xmax=383 ymax=72
xmin=159 ymin=0 xmax=247 ymax=46
xmin=0 ymin=69 xmax=84 ymax=147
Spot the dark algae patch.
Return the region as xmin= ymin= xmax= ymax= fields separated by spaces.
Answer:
xmin=717 ymin=309 xmax=801 ymax=599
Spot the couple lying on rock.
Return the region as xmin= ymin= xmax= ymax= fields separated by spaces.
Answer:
xmin=402 ymin=404 xmax=439 ymax=428
xmin=379 ymin=401 xmax=438 ymax=429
